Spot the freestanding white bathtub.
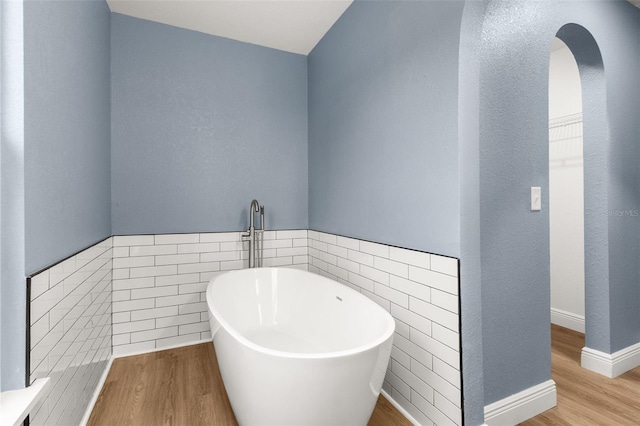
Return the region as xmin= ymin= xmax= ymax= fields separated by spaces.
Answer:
xmin=206 ymin=267 xmax=395 ymax=425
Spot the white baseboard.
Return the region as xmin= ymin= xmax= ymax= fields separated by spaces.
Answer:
xmin=550 ymin=308 xmax=585 ymax=333
xmin=484 ymin=380 xmax=556 ymax=425
xmin=581 ymin=342 xmax=640 ymax=378
xmin=80 ymin=356 xmax=114 ymax=426
xmin=380 ymin=389 xmax=421 ymax=426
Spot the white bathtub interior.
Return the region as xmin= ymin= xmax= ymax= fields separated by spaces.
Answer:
xmin=209 ymin=268 xmax=394 ymax=356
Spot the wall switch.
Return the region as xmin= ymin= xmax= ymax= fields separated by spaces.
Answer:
xmin=531 ymin=187 xmax=541 ymax=211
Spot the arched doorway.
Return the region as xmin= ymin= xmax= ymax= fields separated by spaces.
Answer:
xmin=549 ymin=37 xmax=585 ymax=335
xmin=552 ymin=23 xmax=611 ymax=374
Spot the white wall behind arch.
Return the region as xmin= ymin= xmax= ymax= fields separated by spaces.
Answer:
xmin=549 ymin=39 xmax=585 ymax=332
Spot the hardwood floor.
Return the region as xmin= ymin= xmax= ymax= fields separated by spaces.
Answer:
xmin=519 ymin=324 xmax=640 ymax=426
xmin=87 ymin=343 xmax=411 ymax=426
xmin=88 ymin=343 xmax=237 ymax=426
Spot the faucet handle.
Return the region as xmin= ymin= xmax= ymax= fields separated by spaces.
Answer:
xmin=259 ymin=206 xmax=265 ymax=230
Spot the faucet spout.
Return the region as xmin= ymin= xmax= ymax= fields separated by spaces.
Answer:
xmin=249 ymin=199 xmax=260 ymax=229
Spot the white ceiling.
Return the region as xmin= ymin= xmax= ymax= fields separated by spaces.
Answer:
xmin=107 ymin=0 xmax=639 ymax=56
xmin=106 ymin=0 xmax=354 ymax=55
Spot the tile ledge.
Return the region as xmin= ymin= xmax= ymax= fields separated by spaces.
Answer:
xmin=0 ymin=378 xmax=50 ymax=426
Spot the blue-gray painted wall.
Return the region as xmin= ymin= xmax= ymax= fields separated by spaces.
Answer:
xmin=1 ymin=0 xmax=111 ymax=391
xmin=110 ymin=14 xmax=308 ymax=235
xmin=458 ymin=1 xmax=488 ymax=423
xmin=1 ymin=0 xmax=26 ymax=392
xmin=308 ymin=0 xmax=464 ymax=258
xmin=465 ymin=0 xmax=640 ymax=407
xmin=25 ymin=0 xmax=112 ymax=274
xmin=310 ymin=0 xmax=639 ymax=423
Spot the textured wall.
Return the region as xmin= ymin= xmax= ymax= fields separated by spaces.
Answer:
xmin=457 ymin=1 xmax=488 ymax=423
xmin=465 ymin=0 xmax=640 ymax=407
xmin=111 ymin=14 xmax=308 ymax=236
xmin=24 ymin=0 xmax=112 ymax=274
xmin=308 ymin=0 xmax=464 ymax=257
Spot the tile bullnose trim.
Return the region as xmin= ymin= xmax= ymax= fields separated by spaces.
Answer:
xmin=26 ymin=235 xmax=113 ymax=278
xmin=307 ymin=229 xmax=460 ymax=260
xmin=581 ymin=342 xmax=640 ymax=378
xmin=484 ymin=379 xmax=557 ymax=425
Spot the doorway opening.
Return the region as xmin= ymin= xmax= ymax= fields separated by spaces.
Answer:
xmin=548 ymin=37 xmax=585 ymax=335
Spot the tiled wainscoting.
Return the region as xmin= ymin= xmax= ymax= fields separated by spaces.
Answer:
xmin=111 ymin=230 xmax=308 ymax=355
xmin=308 ymin=231 xmax=461 ymax=426
xmin=28 ymin=238 xmax=113 ymax=426
xmin=27 ymin=229 xmax=460 ymax=426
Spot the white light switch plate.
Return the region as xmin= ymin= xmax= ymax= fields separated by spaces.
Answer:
xmin=531 ymin=187 xmax=541 ymax=211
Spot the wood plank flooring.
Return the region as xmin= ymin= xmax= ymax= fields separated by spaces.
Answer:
xmin=519 ymin=324 xmax=640 ymax=425
xmin=88 ymin=343 xmax=412 ymax=426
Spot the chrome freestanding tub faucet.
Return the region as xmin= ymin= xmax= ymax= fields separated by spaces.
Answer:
xmin=242 ymin=199 xmax=264 ymax=268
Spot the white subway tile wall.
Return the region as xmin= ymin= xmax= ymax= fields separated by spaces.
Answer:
xmin=111 ymin=230 xmax=308 ymax=356
xmin=28 ymin=238 xmax=113 ymax=426
xmin=27 ymin=228 xmax=459 ymax=426
xmin=308 ymin=231 xmax=461 ymax=426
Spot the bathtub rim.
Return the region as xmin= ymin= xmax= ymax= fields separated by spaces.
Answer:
xmin=206 ymin=267 xmax=395 ymax=360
